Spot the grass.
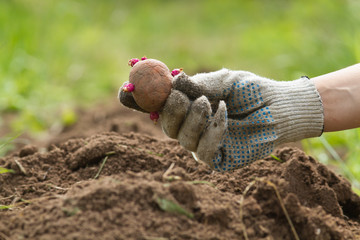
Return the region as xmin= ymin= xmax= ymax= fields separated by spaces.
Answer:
xmin=271 ymin=154 xmax=284 ymax=163
xmin=0 ymin=132 xmax=18 ymax=174
xmin=0 ymin=132 xmax=22 ymax=157
xmin=0 ymin=205 xmax=13 ymax=210
xmin=155 ymin=196 xmax=194 ymax=219
xmin=1 ymin=0 xmax=360 ymax=187
xmin=93 ymin=156 xmax=108 ymax=179
xmin=0 ymin=167 xmax=15 ymax=174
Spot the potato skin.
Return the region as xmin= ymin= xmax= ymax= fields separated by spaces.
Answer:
xmin=129 ymin=59 xmax=173 ymax=112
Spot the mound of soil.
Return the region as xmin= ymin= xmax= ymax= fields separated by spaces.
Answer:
xmin=1 ymin=104 xmax=360 ymax=240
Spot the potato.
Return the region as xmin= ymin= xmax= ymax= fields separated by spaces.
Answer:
xmin=129 ymin=59 xmax=173 ymax=112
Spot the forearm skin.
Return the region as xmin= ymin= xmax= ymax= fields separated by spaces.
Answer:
xmin=312 ymin=64 xmax=360 ymax=132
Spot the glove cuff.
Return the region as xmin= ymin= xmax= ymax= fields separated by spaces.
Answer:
xmin=270 ymin=77 xmax=324 ymax=144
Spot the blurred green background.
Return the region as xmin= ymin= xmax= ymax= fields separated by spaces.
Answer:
xmin=1 ymin=0 xmax=360 ymax=191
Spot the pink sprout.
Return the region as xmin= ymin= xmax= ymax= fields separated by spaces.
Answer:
xmin=122 ymin=83 xmax=135 ymax=92
xmin=128 ymin=58 xmax=139 ymax=67
xmin=141 ymin=56 xmax=148 ymax=61
xmin=150 ymin=111 xmax=159 ymax=124
xmin=171 ymin=68 xmax=183 ymax=77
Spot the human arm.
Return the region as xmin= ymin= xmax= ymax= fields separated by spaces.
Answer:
xmin=312 ymin=64 xmax=360 ymax=132
xmin=119 ymin=69 xmax=324 ymax=171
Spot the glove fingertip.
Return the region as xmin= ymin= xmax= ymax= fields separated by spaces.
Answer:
xmin=172 ymin=73 xmax=203 ymax=100
xmin=161 ymin=90 xmax=190 ymax=138
xmin=177 ymin=95 xmax=212 ymax=151
xmin=118 ymin=84 xmax=147 ymax=113
xmin=196 ymin=101 xmax=227 ymax=170
xmin=215 ymin=101 xmax=228 ymax=125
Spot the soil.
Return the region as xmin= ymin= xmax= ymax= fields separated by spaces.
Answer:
xmin=0 ymin=103 xmax=360 ymax=240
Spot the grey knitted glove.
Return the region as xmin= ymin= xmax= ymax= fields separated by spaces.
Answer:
xmin=119 ymin=69 xmax=324 ymax=172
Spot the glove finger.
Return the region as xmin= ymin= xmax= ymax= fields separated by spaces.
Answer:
xmin=160 ymin=90 xmax=191 ymax=139
xmin=173 ymin=71 xmax=231 ymax=100
xmin=118 ymin=82 xmax=147 ymax=113
xmin=196 ymin=100 xmax=227 ymax=169
xmin=173 ymin=69 xmax=256 ymax=102
xmin=172 ymin=72 xmax=203 ymax=100
xmin=177 ymin=96 xmax=212 ymax=152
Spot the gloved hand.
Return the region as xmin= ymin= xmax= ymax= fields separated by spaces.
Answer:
xmin=119 ymin=69 xmax=324 ymax=171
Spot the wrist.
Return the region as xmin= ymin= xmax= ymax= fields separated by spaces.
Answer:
xmin=271 ymin=77 xmax=324 ymax=143
xmin=313 ymin=80 xmax=357 ymax=132
xmin=312 ymin=64 xmax=360 ymax=132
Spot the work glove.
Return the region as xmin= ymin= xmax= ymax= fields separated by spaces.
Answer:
xmin=119 ymin=69 xmax=324 ymax=172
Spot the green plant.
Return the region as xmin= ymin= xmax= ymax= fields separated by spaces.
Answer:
xmin=155 ymin=196 xmax=194 ymax=219
xmin=0 ymin=205 xmax=13 ymax=210
xmin=0 ymin=167 xmax=15 ymax=174
xmin=0 ymin=132 xmax=22 ymax=157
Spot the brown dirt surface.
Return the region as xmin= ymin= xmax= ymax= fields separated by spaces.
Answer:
xmin=1 ymin=104 xmax=360 ymax=240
